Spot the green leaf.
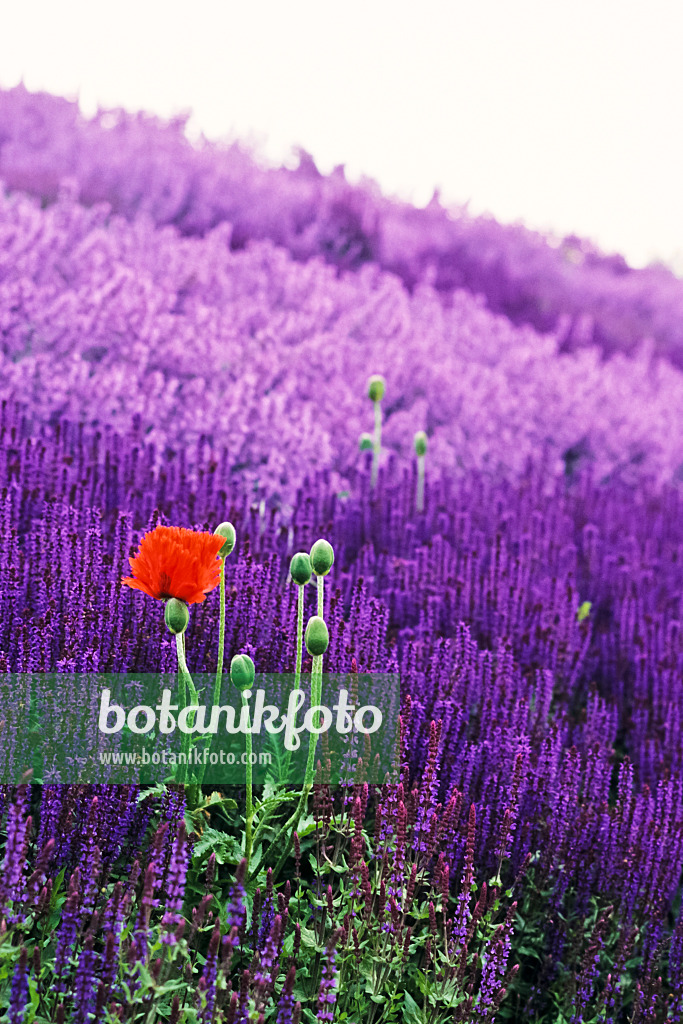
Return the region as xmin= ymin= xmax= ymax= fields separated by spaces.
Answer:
xmin=50 ymin=867 xmax=67 ymax=907
xmin=246 ymin=843 xmax=263 ymax=878
xmin=299 ymin=927 xmax=324 ymax=953
xmin=297 ymin=815 xmax=318 ymax=838
xmin=137 ymin=783 xmax=168 ymax=802
xmin=403 ymin=991 xmax=422 ymax=1024
xmin=262 ymin=781 xmax=279 ymax=802
xmin=517 ymin=945 xmax=542 ymax=959
xmin=413 ymin=968 xmax=431 ymax=997
xmin=192 ymin=828 xmax=242 ymax=865
xmin=201 ymin=792 xmax=237 ymax=811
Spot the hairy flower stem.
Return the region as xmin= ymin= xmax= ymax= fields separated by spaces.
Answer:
xmin=372 ymin=399 xmax=382 ymax=487
xmin=305 ymin=653 xmax=324 ymax=783
xmin=196 ymin=556 xmax=228 ymax=785
xmin=176 ymin=634 xmax=187 ymax=709
xmin=417 ymin=452 xmax=425 ymax=513
xmin=282 ymin=582 xmax=306 ymax=784
xmin=215 ymin=557 xmax=226 ymax=699
xmin=296 ymin=584 xmax=305 ymax=685
xmin=265 ymin=653 xmax=324 ymax=882
xmin=317 ymin=574 xmax=324 ymax=618
xmin=175 ymin=633 xmax=198 ymax=796
xmin=243 ymin=691 xmax=254 ymax=874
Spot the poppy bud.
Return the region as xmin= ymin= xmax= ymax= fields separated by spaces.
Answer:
xmin=414 ymin=431 xmax=427 ymax=457
xmin=165 ymin=598 xmax=189 ymax=636
xmin=310 ymin=539 xmax=334 ymax=577
xmin=230 ymin=654 xmax=255 ymax=691
xmin=305 ymin=616 xmax=329 ymax=656
xmin=577 ymin=601 xmax=592 ymax=621
xmin=359 ymin=433 xmax=373 ymax=451
xmin=290 ymin=552 xmax=312 ymax=586
xmin=214 ymin=521 xmax=236 ymax=558
xmin=367 ymin=374 xmax=385 ymax=402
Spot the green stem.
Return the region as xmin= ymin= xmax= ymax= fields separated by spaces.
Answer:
xmin=317 ymin=574 xmax=324 ymax=618
xmin=215 ymin=556 xmax=226 ymax=701
xmin=307 ymin=653 xmax=323 ymax=781
xmin=265 ymin=653 xmax=323 ymax=881
xmin=417 ymin=453 xmax=425 ymax=513
xmin=295 ymin=583 xmax=304 ymax=686
xmin=176 ymin=634 xmax=187 ymax=710
xmin=180 ymin=632 xmax=195 ymax=706
xmin=283 ymin=583 xmax=305 ymax=785
xmin=175 ymin=633 xmax=197 ymax=788
xmin=197 ymin=556 xmax=227 ymax=785
xmin=243 ymin=690 xmax=254 ymax=874
xmin=372 ymin=399 xmax=382 ymax=487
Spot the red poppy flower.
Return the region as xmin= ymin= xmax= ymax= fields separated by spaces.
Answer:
xmin=122 ymin=526 xmax=225 ymax=604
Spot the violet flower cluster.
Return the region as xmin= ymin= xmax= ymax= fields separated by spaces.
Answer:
xmin=0 ymin=161 xmax=682 ymax=499
xmin=1 ymin=83 xmax=683 ymax=1022
xmin=2 ymin=84 xmax=683 ymax=369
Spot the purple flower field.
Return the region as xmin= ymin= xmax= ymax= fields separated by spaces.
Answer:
xmin=1 ymin=84 xmax=683 ymax=1022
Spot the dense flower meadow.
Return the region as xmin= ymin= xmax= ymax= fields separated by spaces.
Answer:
xmin=1 ymin=85 xmax=683 ymax=1022
xmin=3 ymin=84 xmax=683 ymax=367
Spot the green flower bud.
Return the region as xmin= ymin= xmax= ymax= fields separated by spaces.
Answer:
xmin=359 ymin=432 xmax=373 ymax=451
xmin=290 ymin=552 xmax=312 ymax=586
xmin=367 ymin=374 xmax=386 ymax=403
xmin=305 ymin=615 xmax=329 ymax=657
xmin=164 ymin=598 xmax=189 ymax=636
xmin=414 ymin=431 xmax=428 ymax=457
xmin=577 ymin=601 xmax=592 ymax=622
xmin=310 ymin=538 xmax=334 ymax=577
xmin=230 ymin=653 xmax=255 ymax=691
xmin=214 ymin=521 xmax=236 ymax=558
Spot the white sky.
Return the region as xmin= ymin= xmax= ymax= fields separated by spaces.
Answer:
xmin=2 ymin=0 xmax=682 ymax=271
